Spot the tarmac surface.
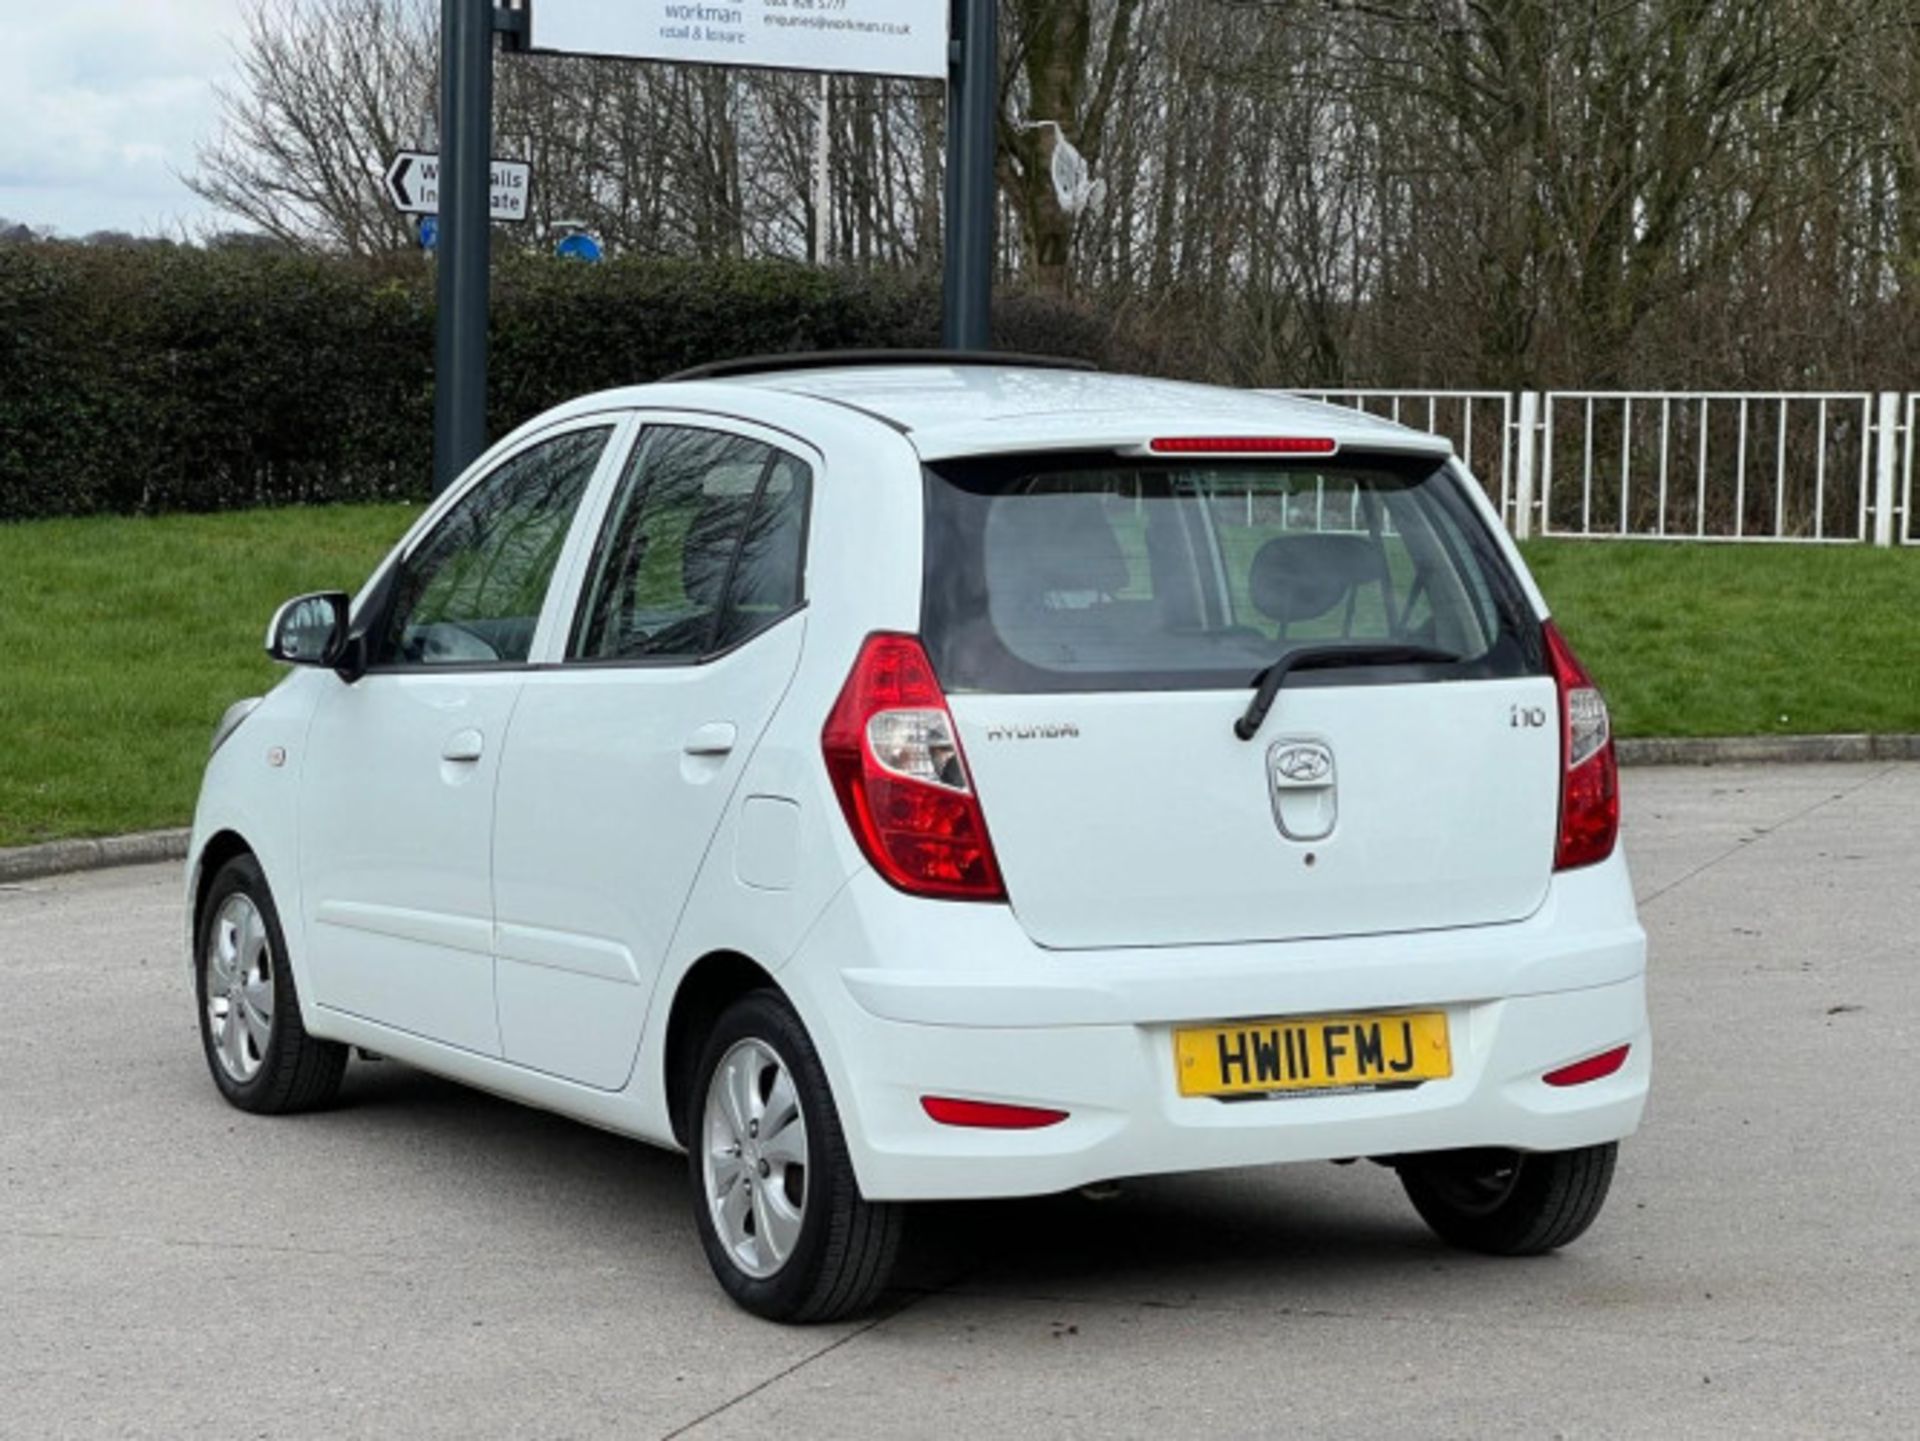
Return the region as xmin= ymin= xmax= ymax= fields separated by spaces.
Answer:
xmin=2 ymin=763 xmax=1916 ymax=1438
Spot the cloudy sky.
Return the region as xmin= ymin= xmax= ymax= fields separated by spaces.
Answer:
xmin=0 ymin=1 xmax=250 ymax=237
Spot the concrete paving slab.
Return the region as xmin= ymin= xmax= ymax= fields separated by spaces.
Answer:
xmin=1617 ymin=760 xmax=1890 ymax=905
xmin=2 ymin=765 xmax=1917 ymax=1438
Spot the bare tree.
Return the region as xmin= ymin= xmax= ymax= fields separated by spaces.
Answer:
xmin=188 ymin=0 xmax=1920 ymax=387
xmin=191 ymin=0 xmax=435 ymax=253
xmin=995 ymin=0 xmax=1143 ymax=293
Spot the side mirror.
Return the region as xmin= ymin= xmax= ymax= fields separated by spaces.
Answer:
xmin=266 ymin=592 xmax=351 ymax=668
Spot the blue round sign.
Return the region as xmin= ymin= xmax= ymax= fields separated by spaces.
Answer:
xmin=418 ymin=215 xmax=439 ymax=251
xmin=554 ymin=232 xmax=602 ymax=263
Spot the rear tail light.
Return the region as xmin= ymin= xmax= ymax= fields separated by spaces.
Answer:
xmin=822 ymin=633 xmax=1006 ymax=901
xmin=1545 ymin=621 xmax=1619 ymax=870
xmin=921 ymin=1096 xmax=1068 ymax=1129
xmin=1543 ymin=1045 xmax=1631 ymax=1087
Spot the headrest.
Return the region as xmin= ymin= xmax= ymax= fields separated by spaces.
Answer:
xmin=985 ymin=494 xmax=1131 ymax=602
xmin=681 ymin=474 xmax=809 ymax=611
xmin=1248 ymin=533 xmax=1383 ymax=624
xmin=682 ymin=491 xmax=751 ymax=608
xmin=728 ymin=483 xmax=805 ymax=608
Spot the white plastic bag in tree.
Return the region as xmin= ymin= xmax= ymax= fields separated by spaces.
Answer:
xmin=1022 ymin=121 xmax=1106 ymax=217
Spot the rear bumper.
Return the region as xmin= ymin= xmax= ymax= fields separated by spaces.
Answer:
xmin=781 ymin=856 xmax=1649 ymax=1202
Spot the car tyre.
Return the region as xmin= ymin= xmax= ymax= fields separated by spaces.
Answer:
xmin=195 ymin=854 xmax=347 ymax=1114
xmin=1397 ymin=1143 xmax=1617 ymax=1256
xmin=687 ymin=990 xmax=901 ymax=1323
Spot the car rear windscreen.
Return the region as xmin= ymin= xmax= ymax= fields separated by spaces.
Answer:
xmin=921 ymin=452 xmax=1544 ymax=694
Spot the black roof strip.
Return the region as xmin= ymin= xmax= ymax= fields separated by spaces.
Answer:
xmin=663 ymin=349 xmax=1099 ymax=383
xmin=790 ymin=390 xmax=915 ymax=436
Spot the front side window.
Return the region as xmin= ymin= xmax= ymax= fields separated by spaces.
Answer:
xmin=571 ymin=426 xmax=810 ymax=662
xmin=375 ymin=426 xmax=610 ymax=667
xmin=922 ymin=453 xmax=1541 ymax=693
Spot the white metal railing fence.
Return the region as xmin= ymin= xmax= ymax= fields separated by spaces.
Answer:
xmin=1541 ymin=392 xmax=1877 ymax=543
xmin=1907 ymin=393 xmax=1920 ymax=546
xmin=1283 ymin=390 xmax=1517 ymax=531
xmin=1276 ymin=388 xmax=1916 ymax=546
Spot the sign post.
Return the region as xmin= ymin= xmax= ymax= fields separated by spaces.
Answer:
xmin=434 ymin=0 xmax=496 ymax=495
xmin=523 ymin=0 xmax=994 ymax=349
xmin=942 ymin=0 xmax=997 ymax=351
xmin=428 ymin=0 xmax=999 ymax=491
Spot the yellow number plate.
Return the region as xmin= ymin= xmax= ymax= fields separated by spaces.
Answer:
xmin=1174 ymin=1012 xmax=1452 ymax=1097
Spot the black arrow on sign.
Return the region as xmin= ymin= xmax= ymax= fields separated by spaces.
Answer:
xmin=387 ymin=155 xmax=415 ymax=209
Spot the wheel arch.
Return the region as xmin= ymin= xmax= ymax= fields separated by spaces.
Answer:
xmin=191 ymin=829 xmax=257 ymax=944
xmin=187 ymin=829 xmax=315 ymax=1034
xmin=664 ymin=949 xmax=783 ymax=1148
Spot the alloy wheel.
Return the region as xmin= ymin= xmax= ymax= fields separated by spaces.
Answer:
xmin=702 ymin=1037 xmax=809 ymax=1279
xmin=205 ymin=893 xmax=274 ymax=1084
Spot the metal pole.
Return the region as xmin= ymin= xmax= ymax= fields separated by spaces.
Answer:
xmin=434 ymin=0 xmax=494 ymax=494
xmin=942 ymin=0 xmax=997 ymax=350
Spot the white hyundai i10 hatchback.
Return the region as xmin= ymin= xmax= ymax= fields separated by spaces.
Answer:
xmin=188 ymin=355 xmax=1648 ymax=1322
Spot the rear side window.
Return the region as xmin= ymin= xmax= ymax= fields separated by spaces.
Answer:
xmin=571 ymin=426 xmax=809 ymax=662
xmin=922 ymin=453 xmax=1541 ymax=693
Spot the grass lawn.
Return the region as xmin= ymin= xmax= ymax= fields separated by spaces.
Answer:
xmin=1522 ymin=540 xmax=1920 ymax=739
xmin=0 ymin=504 xmax=418 ymax=849
xmin=1 ymin=508 xmax=1916 ymax=848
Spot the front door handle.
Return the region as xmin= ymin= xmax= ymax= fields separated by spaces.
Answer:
xmin=442 ymin=728 xmax=485 ymax=763
xmin=683 ymin=722 xmax=738 ymax=757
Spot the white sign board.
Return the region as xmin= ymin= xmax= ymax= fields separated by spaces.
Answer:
xmin=528 ymin=0 xmax=949 ymax=81
xmin=384 ymin=152 xmax=533 ymax=224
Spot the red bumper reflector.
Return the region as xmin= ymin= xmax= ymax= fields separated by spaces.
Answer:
xmin=1543 ymin=1045 xmax=1631 ymax=1088
xmin=921 ymin=1096 xmax=1069 ymax=1130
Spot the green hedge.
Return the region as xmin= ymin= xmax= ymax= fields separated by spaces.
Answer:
xmin=0 ymin=244 xmax=1136 ymax=520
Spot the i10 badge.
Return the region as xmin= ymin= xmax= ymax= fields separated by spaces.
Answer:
xmin=1268 ymin=738 xmax=1338 ymax=842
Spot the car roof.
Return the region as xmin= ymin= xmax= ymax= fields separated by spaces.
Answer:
xmin=550 ymin=363 xmax=1453 ymax=463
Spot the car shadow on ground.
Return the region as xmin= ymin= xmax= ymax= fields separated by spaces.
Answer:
xmin=898 ymin=1178 xmax=1446 ymax=1307
xmin=293 ymin=1057 xmax=1465 ymax=1314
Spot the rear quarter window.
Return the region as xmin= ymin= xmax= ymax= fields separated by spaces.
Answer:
xmin=921 ymin=452 xmax=1542 ymax=693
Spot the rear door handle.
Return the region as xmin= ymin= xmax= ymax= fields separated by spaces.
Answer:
xmin=683 ymin=722 xmax=738 ymax=757
xmin=442 ymin=728 xmax=485 ymax=763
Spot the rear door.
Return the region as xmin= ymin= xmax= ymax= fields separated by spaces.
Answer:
xmin=489 ymin=419 xmax=814 ymax=1090
xmin=921 ymin=450 xmax=1559 ymax=950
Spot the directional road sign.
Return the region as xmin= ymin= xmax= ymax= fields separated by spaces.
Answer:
xmin=384 ymin=152 xmax=532 ymax=223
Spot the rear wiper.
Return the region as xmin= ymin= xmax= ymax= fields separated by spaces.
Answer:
xmin=1235 ymin=644 xmax=1459 ymax=741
